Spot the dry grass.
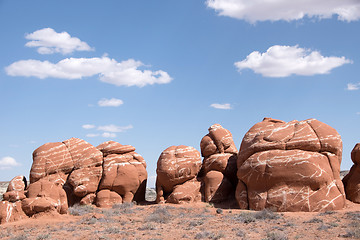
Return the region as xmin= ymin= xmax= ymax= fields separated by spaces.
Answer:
xmin=1 ymin=201 xmax=360 ymax=239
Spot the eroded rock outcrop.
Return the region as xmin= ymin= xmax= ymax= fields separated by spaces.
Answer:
xmin=31 ymin=138 xmax=103 ymax=205
xmin=343 ymin=143 xmax=360 ymax=203
xmin=22 ymin=179 xmax=68 ymax=216
xmin=200 ymin=124 xmax=238 ymax=203
xmin=0 ymin=138 xmax=147 ymax=224
xmin=0 ymin=176 xmax=28 ymax=223
xmin=156 ymin=145 xmax=202 ymax=203
xmin=236 ymin=118 xmax=345 ymax=212
xmin=97 ymin=141 xmax=147 ymax=207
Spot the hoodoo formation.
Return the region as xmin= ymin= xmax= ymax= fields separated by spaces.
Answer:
xmin=199 ymin=124 xmax=238 ymax=203
xmin=1 ymin=118 xmax=359 ymax=224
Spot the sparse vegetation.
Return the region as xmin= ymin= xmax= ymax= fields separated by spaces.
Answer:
xmin=36 ymin=233 xmax=51 ymax=240
xmin=194 ymin=231 xmax=225 ymax=240
xmin=146 ymin=206 xmax=173 ymax=224
xmin=138 ymin=222 xmax=157 ymax=230
xmin=68 ymin=203 xmax=95 ymax=216
xmin=254 ymin=209 xmax=281 ymax=220
xmin=265 ymin=231 xmax=288 ymax=240
xmin=303 ymin=217 xmax=323 ymax=223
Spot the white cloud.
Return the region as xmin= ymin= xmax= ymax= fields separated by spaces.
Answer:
xmin=97 ymin=124 xmax=133 ymax=133
xmin=235 ymin=45 xmax=351 ymax=77
xmin=86 ymin=133 xmax=100 ymax=138
xmin=0 ymin=156 xmax=21 ymax=169
xmin=206 ymin=0 xmax=360 ymax=23
xmin=5 ymin=56 xmax=173 ymax=87
xmin=25 ymin=28 xmax=93 ymax=54
xmin=98 ymin=98 xmax=124 ymax=107
xmin=82 ymin=124 xmax=96 ymax=129
xmin=347 ymin=83 xmax=360 ymax=91
xmin=102 ymin=132 xmax=117 ymax=138
xmin=210 ymin=103 xmax=232 ymax=109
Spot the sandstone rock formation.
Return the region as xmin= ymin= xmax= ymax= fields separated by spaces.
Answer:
xmin=22 ymin=179 xmax=68 ymax=216
xmin=31 ymin=138 xmax=103 ymax=205
xmin=156 ymin=145 xmax=202 ymax=203
xmin=200 ymin=124 xmax=238 ymax=203
xmin=236 ymin=118 xmax=345 ymax=212
xmin=3 ymin=176 xmax=27 ymax=203
xmin=97 ymin=141 xmax=147 ymax=207
xmin=0 ymin=138 xmax=147 ymax=224
xmin=343 ymin=143 xmax=360 ymax=203
xmin=0 ymin=176 xmax=28 ymax=224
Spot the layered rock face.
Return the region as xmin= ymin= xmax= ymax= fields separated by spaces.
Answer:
xmin=343 ymin=143 xmax=360 ymax=203
xmin=0 ymin=138 xmax=147 ymax=224
xmin=200 ymin=124 xmax=238 ymax=203
xmin=236 ymin=118 xmax=345 ymax=212
xmin=97 ymin=141 xmax=147 ymax=207
xmin=156 ymin=145 xmax=202 ymax=203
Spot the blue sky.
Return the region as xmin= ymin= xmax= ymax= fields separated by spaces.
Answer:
xmin=1 ymin=0 xmax=360 ymax=187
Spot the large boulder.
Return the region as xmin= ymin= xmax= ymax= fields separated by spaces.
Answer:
xmin=30 ymin=138 xmax=103 ymax=205
xmin=200 ymin=124 xmax=238 ymax=203
xmin=97 ymin=141 xmax=147 ymax=206
xmin=343 ymin=143 xmax=360 ymax=203
xmin=236 ymin=118 xmax=345 ymax=212
xmin=3 ymin=176 xmax=27 ymax=202
xmin=156 ymin=145 xmax=202 ymax=203
xmin=0 ymin=175 xmax=28 ymax=223
xmin=21 ymin=179 xmax=68 ymax=216
xmin=0 ymin=201 xmax=27 ymax=224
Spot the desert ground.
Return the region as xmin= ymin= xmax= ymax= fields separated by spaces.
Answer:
xmin=1 ymin=177 xmax=360 ymax=240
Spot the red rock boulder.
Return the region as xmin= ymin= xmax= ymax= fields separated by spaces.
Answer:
xmin=3 ymin=176 xmax=27 ymax=203
xmin=200 ymin=124 xmax=238 ymax=203
xmin=156 ymin=145 xmax=202 ymax=203
xmin=21 ymin=179 xmax=68 ymax=216
xmin=343 ymin=143 xmax=360 ymax=203
xmin=30 ymin=138 xmax=103 ymax=205
xmin=0 ymin=201 xmax=27 ymax=224
xmin=236 ymin=118 xmax=345 ymax=212
xmin=97 ymin=141 xmax=147 ymax=206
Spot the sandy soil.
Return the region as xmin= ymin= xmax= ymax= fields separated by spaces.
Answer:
xmin=0 ymin=198 xmax=360 ymax=240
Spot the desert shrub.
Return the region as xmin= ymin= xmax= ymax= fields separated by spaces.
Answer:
xmin=194 ymin=231 xmax=225 ymax=239
xmin=303 ymin=217 xmax=323 ymax=223
xmin=345 ymin=211 xmax=360 ymax=221
xmin=9 ymin=236 xmax=29 ymax=240
xmin=36 ymin=234 xmax=51 ymax=240
xmin=189 ymin=219 xmax=205 ymax=228
xmin=318 ymin=210 xmax=335 ymax=216
xmin=236 ymin=230 xmax=246 ymax=237
xmin=265 ymin=231 xmax=288 ymax=240
xmin=103 ymin=226 xmax=122 ymax=234
xmin=233 ymin=212 xmax=256 ymax=223
xmin=339 ymin=229 xmax=360 ymax=238
xmin=254 ymin=209 xmax=281 ymax=220
xmin=283 ymin=222 xmax=295 ymax=227
xmin=138 ymin=223 xmax=157 ymax=231
xmin=112 ymin=202 xmax=134 ymax=213
xmin=146 ymin=206 xmax=172 ymax=224
xmin=68 ymin=204 xmax=95 ymax=216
